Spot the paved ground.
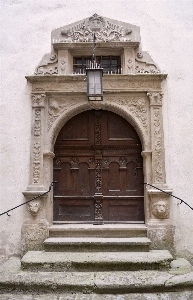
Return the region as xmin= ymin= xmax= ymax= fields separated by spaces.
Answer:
xmin=1 ymin=292 xmax=193 ymax=299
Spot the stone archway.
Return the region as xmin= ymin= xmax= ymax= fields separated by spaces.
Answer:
xmin=22 ymin=14 xmax=174 ymax=254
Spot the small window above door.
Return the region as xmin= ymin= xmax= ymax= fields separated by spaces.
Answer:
xmin=73 ymin=56 xmax=121 ymax=74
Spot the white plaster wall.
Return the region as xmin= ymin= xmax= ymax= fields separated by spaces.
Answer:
xmin=0 ymin=0 xmax=193 ymax=262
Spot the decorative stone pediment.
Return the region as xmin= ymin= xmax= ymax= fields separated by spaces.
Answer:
xmin=33 ymin=14 xmax=161 ymax=76
xmin=53 ymin=13 xmax=137 ymax=43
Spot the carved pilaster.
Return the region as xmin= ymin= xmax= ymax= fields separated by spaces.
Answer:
xmin=147 ymin=92 xmax=166 ymax=184
xmin=123 ymin=48 xmax=135 ymax=74
xmin=30 ymin=94 xmax=46 ymax=188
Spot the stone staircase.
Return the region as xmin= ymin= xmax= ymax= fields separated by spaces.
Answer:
xmin=0 ymin=224 xmax=193 ymax=299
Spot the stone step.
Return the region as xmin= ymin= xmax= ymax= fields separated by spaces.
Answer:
xmin=49 ymin=224 xmax=148 ymax=238
xmin=43 ymin=237 xmax=151 ymax=252
xmin=21 ymin=250 xmax=173 ymax=272
xmin=1 ymin=257 xmax=193 ymax=295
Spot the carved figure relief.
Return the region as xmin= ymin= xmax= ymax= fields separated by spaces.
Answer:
xmin=119 ymin=156 xmax=127 ymax=167
xmin=60 ymin=57 xmax=67 ymax=72
xmin=28 ymin=200 xmax=43 ymax=216
xmin=152 ymin=200 xmax=169 ymax=219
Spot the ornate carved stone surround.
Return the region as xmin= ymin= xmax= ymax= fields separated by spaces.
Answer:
xmin=22 ymin=14 xmax=173 ymax=252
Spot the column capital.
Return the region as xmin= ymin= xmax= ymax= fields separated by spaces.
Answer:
xmin=147 ymin=92 xmax=163 ymax=106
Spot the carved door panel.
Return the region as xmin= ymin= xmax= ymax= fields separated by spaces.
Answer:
xmin=53 ymin=110 xmax=144 ymax=222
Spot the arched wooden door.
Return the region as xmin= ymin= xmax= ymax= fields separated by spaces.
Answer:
xmin=53 ymin=110 xmax=144 ymax=223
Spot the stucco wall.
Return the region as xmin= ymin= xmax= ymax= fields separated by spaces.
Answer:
xmin=0 ymin=0 xmax=193 ymax=262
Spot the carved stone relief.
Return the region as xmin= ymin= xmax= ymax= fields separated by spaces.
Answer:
xmin=48 ymin=97 xmax=83 ymax=130
xmin=152 ymin=199 xmax=169 ymax=219
xmin=105 ymin=96 xmax=148 ymax=133
xmin=59 ymin=14 xmax=132 ymax=43
xmin=33 ymin=109 xmax=41 ymax=184
xmin=32 ymin=94 xmax=46 ymax=107
xmin=104 ymin=78 xmax=162 ymax=91
xmin=147 ymin=92 xmax=163 ymax=105
xmin=153 ymin=108 xmax=164 ymax=183
xmin=35 ymin=53 xmax=58 ymax=75
xmin=28 ymin=200 xmax=43 ymax=217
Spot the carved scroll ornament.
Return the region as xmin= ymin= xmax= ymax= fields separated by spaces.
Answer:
xmin=60 ymin=14 xmax=132 ymax=43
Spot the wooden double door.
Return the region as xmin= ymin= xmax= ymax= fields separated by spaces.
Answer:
xmin=53 ymin=110 xmax=144 ymax=223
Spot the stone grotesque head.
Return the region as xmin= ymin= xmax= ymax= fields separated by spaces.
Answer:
xmin=152 ymin=200 xmax=169 ymax=219
xmin=28 ymin=200 xmax=42 ymax=216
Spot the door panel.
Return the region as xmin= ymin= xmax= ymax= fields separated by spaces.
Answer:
xmin=53 ymin=110 xmax=144 ymax=223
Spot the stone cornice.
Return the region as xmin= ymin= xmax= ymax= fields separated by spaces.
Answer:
xmin=26 ymin=74 xmax=167 ymax=93
xmin=53 ymin=41 xmax=140 ymax=51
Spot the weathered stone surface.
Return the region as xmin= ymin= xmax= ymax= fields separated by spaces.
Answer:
xmin=169 ymin=258 xmax=193 ymax=275
xmin=21 ymin=250 xmax=173 ymax=272
xmin=43 ymin=237 xmax=151 ymax=252
xmin=21 ymin=219 xmax=49 ymax=254
xmin=48 ymin=224 xmax=148 ymax=238
xmin=148 ymin=225 xmax=175 ymax=255
xmin=1 ymin=257 xmax=193 ymax=295
xmin=165 ymin=271 xmax=193 ymax=287
xmin=1 ymin=293 xmax=193 ymax=300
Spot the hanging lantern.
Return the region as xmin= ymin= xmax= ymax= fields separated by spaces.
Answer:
xmin=86 ymin=65 xmax=103 ymax=101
